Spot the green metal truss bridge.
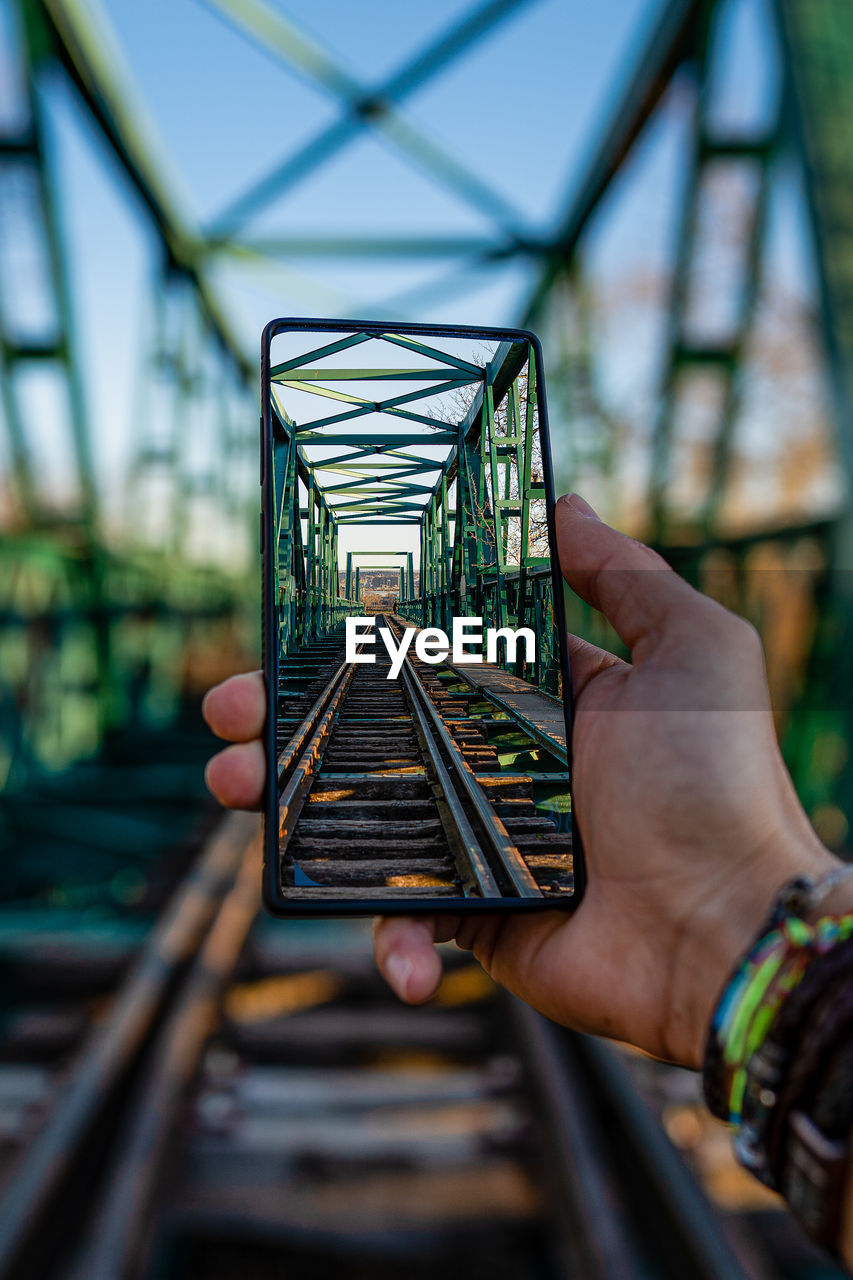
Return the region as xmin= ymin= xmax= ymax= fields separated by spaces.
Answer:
xmin=269 ymin=330 xmax=560 ymax=689
xmin=4 ymin=0 xmax=853 ymax=887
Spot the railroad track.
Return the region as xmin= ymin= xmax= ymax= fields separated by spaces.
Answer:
xmin=277 ymin=616 xmax=573 ymax=902
xmin=0 ymin=645 xmax=793 ymax=1280
xmin=0 ymin=806 xmax=758 ymax=1280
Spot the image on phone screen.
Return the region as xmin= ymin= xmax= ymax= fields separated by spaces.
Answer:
xmin=261 ymin=321 xmax=581 ymax=914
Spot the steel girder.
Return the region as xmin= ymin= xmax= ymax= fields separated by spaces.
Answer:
xmin=0 ymin=0 xmax=257 ymax=779
xmin=522 ymin=0 xmax=853 ymax=839
xmin=4 ymin=0 xmax=853 ymax=846
xmin=270 ymin=334 xmax=558 ymax=693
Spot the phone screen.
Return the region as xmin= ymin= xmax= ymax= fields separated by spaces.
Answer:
xmin=261 ymin=320 xmax=583 ymax=914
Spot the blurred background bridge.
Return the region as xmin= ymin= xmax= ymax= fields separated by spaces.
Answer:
xmin=1 ymin=1 xmax=853 ymax=1276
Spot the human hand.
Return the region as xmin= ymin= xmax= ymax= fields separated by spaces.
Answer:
xmin=203 ymin=495 xmax=837 ymax=1067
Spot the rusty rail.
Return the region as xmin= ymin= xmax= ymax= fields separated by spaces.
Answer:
xmin=0 ymin=811 xmax=259 ymax=1280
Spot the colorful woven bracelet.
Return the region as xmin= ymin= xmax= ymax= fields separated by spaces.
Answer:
xmin=717 ymin=915 xmax=853 ymax=1127
xmin=703 ymin=873 xmax=853 ymax=1127
xmin=705 ymin=895 xmax=853 ymax=1131
xmin=725 ymin=917 xmax=816 ymax=1125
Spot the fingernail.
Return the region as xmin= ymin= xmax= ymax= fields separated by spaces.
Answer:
xmin=203 ymin=758 xmax=218 ymax=798
xmin=386 ymin=952 xmax=414 ymax=1000
xmin=560 ymin=492 xmax=600 ymax=520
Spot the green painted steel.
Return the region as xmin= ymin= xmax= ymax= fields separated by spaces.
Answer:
xmin=4 ymin=0 xmax=853 ymax=858
xmin=203 ymin=0 xmax=536 ymax=242
xmin=646 ymin=4 xmax=779 ymax=543
xmin=268 ymin=333 xmax=560 ymax=693
xmin=1 ymin=0 xmax=256 ymax=788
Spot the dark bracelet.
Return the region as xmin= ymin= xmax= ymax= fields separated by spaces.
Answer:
xmin=771 ymin=957 xmax=853 ymax=1249
xmin=763 ymin=937 xmax=853 ymax=1186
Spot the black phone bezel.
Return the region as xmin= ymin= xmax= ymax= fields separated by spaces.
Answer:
xmin=261 ymin=317 xmax=586 ymax=917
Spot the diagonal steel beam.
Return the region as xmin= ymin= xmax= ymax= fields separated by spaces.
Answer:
xmin=201 ymin=0 xmax=535 ymax=238
xmin=39 ymin=0 xmax=253 ymax=379
xmin=522 ymin=0 xmax=705 ymax=326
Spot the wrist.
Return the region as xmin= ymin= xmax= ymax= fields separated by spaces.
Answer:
xmin=669 ymin=833 xmax=839 ymax=1069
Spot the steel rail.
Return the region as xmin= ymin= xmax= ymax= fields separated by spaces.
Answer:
xmin=399 ymin=644 xmax=542 ymax=898
xmin=509 ymin=998 xmax=752 ymax=1280
xmin=386 ymin=622 xmax=500 ymax=899
xmin=278 ymin=662 xmax=358 ymax=860
xmin=573 ymin=1033 xmax=754 ymax=1280
xmin=1 ymin=685 xmax=749 ymax=1279
xmin=65 ymin=938 xmax=750 ymax=1280
xmin=509 ymin=999 xmax=646 ymax=1279
xmin=276 ymin=659 xmax=348 ymax=782
xmin=0 ymin=809 xmax=258 ymax=1280
xmin=63 ymin=832 xmax=264 ymax=1280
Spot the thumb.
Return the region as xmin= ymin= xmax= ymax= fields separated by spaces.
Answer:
xmin=555 ymin=493 xmax=700 ymax=653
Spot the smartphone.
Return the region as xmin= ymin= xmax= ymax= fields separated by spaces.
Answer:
xmin=261 ymin=319 xmax=585 ymax=916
